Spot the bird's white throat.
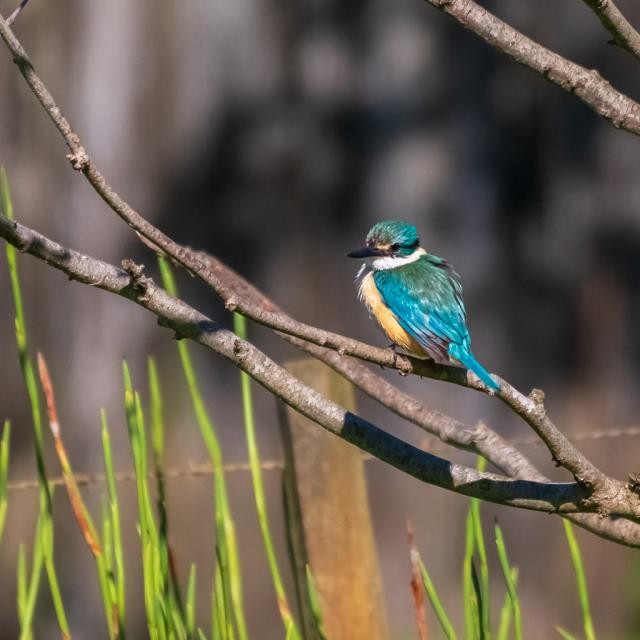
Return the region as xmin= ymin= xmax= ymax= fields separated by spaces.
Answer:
xmin=371 ymin=247 xmax=426 ymax=271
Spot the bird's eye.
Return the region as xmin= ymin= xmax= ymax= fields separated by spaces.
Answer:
xmin=390 ymin=243 xmax=400 ymax=252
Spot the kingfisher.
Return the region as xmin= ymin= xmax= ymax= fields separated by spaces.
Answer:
xmin=348 ymin=220 xmax=499 ymax=392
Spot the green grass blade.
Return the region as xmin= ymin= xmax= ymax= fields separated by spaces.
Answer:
xmin=234 ymin=313 xmax=300 ymax=638
xmin=494 ymin=521 xmax=522 ymax=640
xmin=556 ymin=626 xmax=579 ymax=640
xmin=463 ymin=510 xmax=479 ymax=640
xmin=44 ymin=552 xmax=71 ymax=639
xmin=496 ymin=567 xmax=518 ymax=640
xmin=38 ymin=352 xmax=121 ymax=638
xmin=417 ymin=556 xmax=457 ymax=640
xmin=0 ymin=420 xmax=10 ymax=544
xmin=149 ymin=357 xmax=186 ymax=632
xmin=159 ymin=257 xmax=247 ymax=640
xmin=212 ymin=562 xmax=228 ymax=640
xmin=19 ymin=499 xmax=45 ymax=640
xmin=17 ymin=543 xmax=27 ymax=629
xmin=470 ymin=561 xmax=486 ymax=640
xmin=2 ymin=168 xmax=69 ymax=638
xmin=470 ymin=496 xmax=490 ymax=637
xmin=99 ymin=505 xmax=121 ymax=640
xmin=304 ymin=565 xmax=327 ymax=640
xmin=562 ymin=520 xmax=596 ymax=640
xmin=2 ymin=168 xmax=48 ymax=495
xmin=285 ymin=621 xmax=297 ymax=640
xmin=102 ymin=409 xmax=126 ymax=625
xmin=186 ymin=564 xmax=197 ymax=639
xmin=124 ymin=363 xmax=163 ymax=638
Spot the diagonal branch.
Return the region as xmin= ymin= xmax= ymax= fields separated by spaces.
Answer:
xmin=5 ymin=212 xmax=640 ymax=532
xmin=6 ymin=0 xmax=31 ymax=27
xmin=423 ymin=0 xmax=640 ymax=134
xmin=581 ymin=0 xmax=640 ymax=61
xmin=0 ymin=12 xmax=611 ymax=492
xmin=5 ymin=207 xmax=640 ymax=543
xmin=191 ymin=250 xmax=606 ymax=488
xmin=0 ymin=211 xmax=593 ymax=515
xmin=2 ymin=9 xmax=640 ymax=543
xmin=192 ymin=252 xmax=640 ymax=547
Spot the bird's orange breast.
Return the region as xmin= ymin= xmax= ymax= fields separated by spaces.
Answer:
xmin=358 ymin=272 xmax=426 ymax=356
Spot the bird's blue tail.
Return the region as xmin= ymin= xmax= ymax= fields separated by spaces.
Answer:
xmin=449 ymin=345 xmax=500 ymax=392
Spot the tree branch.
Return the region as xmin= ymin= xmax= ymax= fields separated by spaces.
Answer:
xmin=2 ymin=7 xmax=640 ymax=545
xmin=423 ymin=0 xmax=640 ymax=134
xmin=5 ymin=0 xmax=30 ymax=27
xmin=192 ymin=252 xmax=640 ymax=547
xmin=0 ymin=12 xmax=610 ymax=492
xmin=4 ymin=211 xmax=640 ymax=545
xmin=581 ymin=0 xmax=640 ymax=61
xmin=0 ymin=211 xmax=595 ymax=515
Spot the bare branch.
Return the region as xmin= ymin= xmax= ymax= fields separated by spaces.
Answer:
xmin=0 ymin=12 xmax=617 ymax=490
xmin=5 ymin=207 xmax=640 ymax=542
xmin=2 ymin=7 xmax=640 ymax=545
xmin=0 ymin=212 xmax=603 ymax=516
xmin=423 ymin=0 xmax=640 ymax=134
xmin=191 ymin=255 xmax=640 ymax=546
xmin=191 ymin=254 xmax=640 ymax=546
xmin=5 ymin=0 xmax=31 ymax=27
xmin=191 ymin=250 xmax=605 ymax=488
xmin=581 ymin=0 xmax=640 ymax=61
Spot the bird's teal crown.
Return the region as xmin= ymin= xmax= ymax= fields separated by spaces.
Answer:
xmin=366 ymin=220 xmax=420 ymax=257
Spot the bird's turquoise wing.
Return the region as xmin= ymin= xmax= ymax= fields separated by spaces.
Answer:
xmin=373 ymin=255 xmax=471 ymax=361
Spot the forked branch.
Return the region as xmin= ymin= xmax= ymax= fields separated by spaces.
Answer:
xmin=0 ymin=11 xmax=609 ymax=491
xmin=3 ymin=212 xmax=640 ymax=537
xmin=3 ymin=6 xmax=640 ymax=546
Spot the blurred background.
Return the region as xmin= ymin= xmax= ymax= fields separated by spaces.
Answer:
xmin=2 ymin=0 xmax=640 ymax=637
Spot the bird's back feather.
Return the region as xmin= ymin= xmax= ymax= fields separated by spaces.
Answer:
xmin=372 ymin=254 xmax=499 ymax=390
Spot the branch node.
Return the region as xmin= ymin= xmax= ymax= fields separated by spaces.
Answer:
xmin=225 ymin=295 xmax=239 ymax=312
xmin=233 ymin=338 xmax=244 ymax=357
xmin=528 ymin=388 xmax=546 ymax=412
xmin=121 ymin=258 xmax=152 ymax=301
xmin=66 ymin=148 xmax=90 ymax=171
xmin=576 ymin=475 xmax=597 ymax=493
xmin=628 ymin=472 xmax=640 ymax=495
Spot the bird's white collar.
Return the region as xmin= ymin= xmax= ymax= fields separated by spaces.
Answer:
xmin=372 ymin=247 xmax=426 ymax=271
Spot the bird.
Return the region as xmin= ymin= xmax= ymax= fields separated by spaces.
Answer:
xmin=347 ymin=220 xmax=500 ymax=392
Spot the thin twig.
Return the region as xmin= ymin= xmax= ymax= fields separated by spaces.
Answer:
xmin=581 ymin=0 xmax=640 ymax=61
xmin=5 ymin=0 xmax=31 ymax=27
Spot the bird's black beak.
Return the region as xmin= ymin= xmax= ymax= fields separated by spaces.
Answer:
xmin=347 ymin=246 xmax=385 ymax=258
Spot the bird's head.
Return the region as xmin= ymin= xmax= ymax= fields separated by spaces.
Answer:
xmin=347 ymin=220 xmax=420 ymax=260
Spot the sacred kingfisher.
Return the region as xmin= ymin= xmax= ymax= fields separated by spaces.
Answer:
xmin=348 ymin=220 xmax=499 ymax=391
